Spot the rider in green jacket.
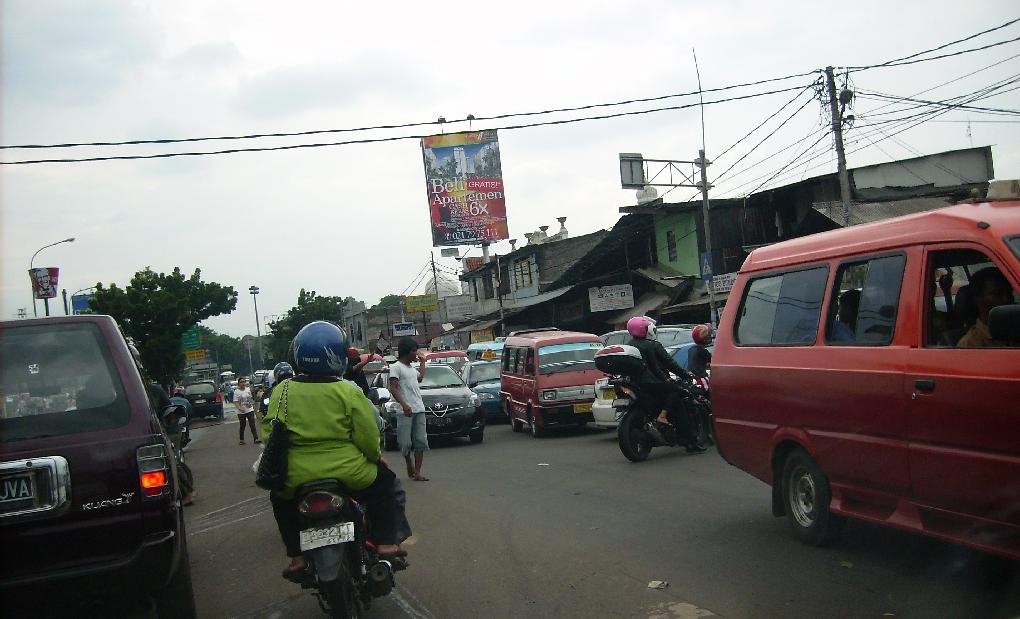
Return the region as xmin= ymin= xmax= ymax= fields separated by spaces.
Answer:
xmin=262 ymin=321 xmax=408 ymax=581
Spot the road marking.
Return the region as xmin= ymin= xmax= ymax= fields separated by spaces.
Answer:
xmin=189 ymin=509 xmax=268 ymax=536
xmin=646 ymin=601 xmax=716 ymax=618
xmin=196 ymin=495 xmax=265 ymax=520
xmin=391 ymin=587 xmax=435 ymax=619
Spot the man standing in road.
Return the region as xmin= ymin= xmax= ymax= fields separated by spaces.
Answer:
xmin=388 ymin=338 xmax=429 ymax=481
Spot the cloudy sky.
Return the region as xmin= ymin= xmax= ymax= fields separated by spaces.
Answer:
xmin=2 ymin=1 xmax=1018 ymax=337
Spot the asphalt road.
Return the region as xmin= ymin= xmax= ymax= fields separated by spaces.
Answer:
xmin=183 ymin=406 xmax=1020 ymax=619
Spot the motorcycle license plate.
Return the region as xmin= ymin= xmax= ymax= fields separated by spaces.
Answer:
xmin=299 ymin=522 xmax=355 ymax=551
xmin=573 ymin=402 xmax=592 ymax=414
xmin=195 ymin=399 xmax=206 ymax=404
xmin=601 ymin=389 xmax=615 ymax=400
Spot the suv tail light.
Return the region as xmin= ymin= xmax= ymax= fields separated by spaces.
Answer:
xmin=215 ymin=391 xmax=223 ymax=403
xmin=136 ymin=445 xmax=170 ymax=498
xmin=298 ymin=491 xmax=344 ymax=517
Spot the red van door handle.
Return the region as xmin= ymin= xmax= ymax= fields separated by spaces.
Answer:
xmin=914 ymin=379 xmax=936 ymax=392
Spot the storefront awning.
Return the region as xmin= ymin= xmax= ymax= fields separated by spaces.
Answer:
xmin=452 ymin=318 xmax=501 ymax=334
xmin=661 ymin=292 xmax=729 ymax=313
xmin=604 ymin=292 xmax=671 ymax=324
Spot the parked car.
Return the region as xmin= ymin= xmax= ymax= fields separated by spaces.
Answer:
xmin=466 ymin=340 xmax=504 ymax=362
xmin=424 ymin=349 xmax=468 ymax=373
xmin=592 ymin=326 xmax=703 ymax=429
xmin=374 ymin=364 xmax=484 ymax=449
xmin=713 ymin=186 xmax=1020 ymax=560
xmin=182 ymin=380 xmax=224 ymax=420
xmin=0 ymin=315 xmax=197 ymax=617
xmin=461 ymin=360 xmax=504 ymax=422
xmin=501 ymin=328 xmax=603 ymax=437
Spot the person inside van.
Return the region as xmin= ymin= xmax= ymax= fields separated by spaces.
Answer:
xmin=957 ymin=267 xmax=1017 ymax=348
xmin=830 ymin=289 xmax=861 ymax=342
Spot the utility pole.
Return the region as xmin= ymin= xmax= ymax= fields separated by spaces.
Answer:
xmin=430 ymin=251 xmax=440 ymax=299
xmin=825 ymin=66 xmax=853 ymax=227
xmin=495 ymin=253 xmax=505 ymax=336
xmin=696 ymin=149 xmax=718 ymax=327
xmin=62 ymin=289 xmax=69 ymax=315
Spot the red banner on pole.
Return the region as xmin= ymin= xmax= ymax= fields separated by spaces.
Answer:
xmin=422 ymin=130 xmax=509 ymax=247
xmin=29 ymin=267 xmax=59 ymax=299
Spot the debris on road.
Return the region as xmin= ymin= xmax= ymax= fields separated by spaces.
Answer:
xmin=647 ymin=580 xmax=670 ymax=590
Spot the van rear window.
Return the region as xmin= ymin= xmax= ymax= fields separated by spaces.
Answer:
xmin=736 ymin=267 xmax=829 ymax=345
xmin=1 ymin=323 xmax=131 ymax=442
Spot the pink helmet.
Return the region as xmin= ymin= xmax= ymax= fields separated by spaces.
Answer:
xmin=692 ymin=323 xmax=713 ymax=346
xmin=626 ymin=316 xmax=657 ymax=340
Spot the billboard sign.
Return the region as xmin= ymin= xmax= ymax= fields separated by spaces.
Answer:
xmin=443 ymin=294 xmax=473 ymax=320
xmin=71 ymin=293 xmax=94 ymax=315
xmin=182 ymin=326 xmax=202 ymax=350
xmin=588 ymin=284 xmax=635 ymax=312
xmin=422 ymin=130 xmax=509 ymax=247
xmin=405 ymin=294 xmax=438 ymax=314
xmin=711 ymin=272 xmax=737 ymax=295
xmin=28 ymin=267 xmax=59 ymax=299
xmin=185 ymin=349 xmax=208 ymax=363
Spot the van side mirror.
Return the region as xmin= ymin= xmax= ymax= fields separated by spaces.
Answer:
xmin=988 ymin=304 xmax=1020 ymax=342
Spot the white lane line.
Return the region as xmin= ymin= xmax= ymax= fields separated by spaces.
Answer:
xmin=390 ymin=589 xmax=432 ymax=619
xmin=189 ymin=508 xmax=269 ymax=536
xmin=196 ymin=495 xmax=266 ymax=520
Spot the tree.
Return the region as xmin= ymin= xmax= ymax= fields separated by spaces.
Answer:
xmin=266 ymin=289 xmax=346 ymax=361
xmin=194 ymin=326 xmax=250 ymax=375
xmin=91 ymin=267 xmax=237 ymax=385
xmin=376 ymin=294 xmax=403 ymax=309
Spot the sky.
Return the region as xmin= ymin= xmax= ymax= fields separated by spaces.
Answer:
xmin=2 ymin=1 xmax=1018 ymax=337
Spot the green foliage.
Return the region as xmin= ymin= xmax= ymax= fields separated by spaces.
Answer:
xmin=91 ymin=267 xmax=237 ymax=385
xmin=194 ymin=326 xmax=253 ymax=375
xmin=266 ymin=289 xmax=347 ymax=361
xmin=376 ymin=294 xmax=403 ymax=309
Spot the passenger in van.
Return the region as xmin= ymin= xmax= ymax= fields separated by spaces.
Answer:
xmin=830 ymin=289 xmax=861 ymax=342
xmin=956 ymin=267 xmax=1017 ymax=348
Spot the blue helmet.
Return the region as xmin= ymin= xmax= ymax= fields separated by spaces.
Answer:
xmin=291 ymin=321 xmax=349 ymax=376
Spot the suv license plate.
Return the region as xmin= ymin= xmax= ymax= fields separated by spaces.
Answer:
xmin=427 ymin=416 xmax=450 ymax=426
xmin=299 ymin=522 xmax=355 ymax=551
xmin=0 ymin=473 xmax=35 ymax=505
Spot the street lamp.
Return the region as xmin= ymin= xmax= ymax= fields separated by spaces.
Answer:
xmin=30 ymin=237 xmax=75 ymax=317
xmin=249 ymin=286 xmax=263 ymax=368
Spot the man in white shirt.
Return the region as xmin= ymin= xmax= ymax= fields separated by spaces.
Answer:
xmin=388 ymin=338 xmax=429 ymax=481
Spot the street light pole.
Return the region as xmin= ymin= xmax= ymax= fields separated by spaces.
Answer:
xmin=249 ymin=286 xmax=263 ymax=368
xmin=29 ymin=237 xmax=75 ymax=317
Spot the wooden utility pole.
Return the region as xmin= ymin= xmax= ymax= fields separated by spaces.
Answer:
xmin=696 ymin=149 xmax=718 ymax=327
xmin=825 ymin=66 xmax=853 ymax=226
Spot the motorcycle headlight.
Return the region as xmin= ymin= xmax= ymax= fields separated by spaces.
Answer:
xmin=541 ymin=389 xmax=557 ymax=402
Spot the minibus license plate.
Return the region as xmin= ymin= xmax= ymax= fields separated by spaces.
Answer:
xmin=573 ymin=402 xmax=592 ymax=414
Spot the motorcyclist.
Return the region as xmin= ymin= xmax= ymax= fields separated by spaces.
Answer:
xmin=260 ymin=362 xmax=294 ymax=410
xmin=625 ymin=316 xmax=705 ymax=454
xmin=262 ymin=321 xmax=409 ymax=583
xmin=686 ymin=324 xmax=713 ymax=380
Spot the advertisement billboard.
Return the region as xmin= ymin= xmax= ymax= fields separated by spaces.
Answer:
xmin=71 ymin=293 xmax=94 ymax=314
xmin=422 ymin=130 xmax=509 ymax=247
xmin=405 ymin=294 xmax=438 ymax=314
xmin=28 ymin=267 xmax=59 ymax=299
xmin=588 ymin=284 xmax=635 ymax=312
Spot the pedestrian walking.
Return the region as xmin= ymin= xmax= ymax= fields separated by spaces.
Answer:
xmin=232 ymin=377 xmax=261 ymax=445
xmin=388 ymin=338 xmax=429 ymax=481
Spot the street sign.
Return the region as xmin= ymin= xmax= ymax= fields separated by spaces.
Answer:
xmin=711 ymin=272 xmax=737 ymax=295
xmin=405 ymin=294 xmax=438 ymax=313
xmin=392 ymin=322 xmax=417 ymax=337
xmin=588 ymin=284 xmax=635 ymax=312
xmin=182 ymin=326 xmax=201 ymax=350
xmin=700 ymin=251 xmax=714 ymax=280
xmin=185 ymin=349 xmax=207 ymax=363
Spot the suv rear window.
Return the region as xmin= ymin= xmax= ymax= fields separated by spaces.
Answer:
xmin=1 ymin=322 xmax=131 ymax=442
xmin=185 ymin=382 xmax=216 ymax=396
xmin=736 ymin=266 xmax=829 ymax=345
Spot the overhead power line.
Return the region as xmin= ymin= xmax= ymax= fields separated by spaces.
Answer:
xmin=847 ymin=18 xmax=1020 ymax=71
xmin=0 ymin=84 xmax=811 ymax=165
xmin=0 ymin=70 xmax=819 ymax=151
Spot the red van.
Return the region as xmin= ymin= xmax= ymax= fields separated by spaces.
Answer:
xmin=712 ymin=187 xmax=1020 ymax=559
xmin=500 ymin=328 xmax=603 ymax=437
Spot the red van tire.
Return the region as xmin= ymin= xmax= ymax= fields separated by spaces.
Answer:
xmin=780 ymin=449 xmax=844 ymax=546
xmin=527 ymin=409 xmax=545 ymax=438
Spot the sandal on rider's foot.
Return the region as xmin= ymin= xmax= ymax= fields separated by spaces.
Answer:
xmin=685 ymin=443 xmax=707 ymax=454
xmin=282 ymin=565 xmax=309 ymax=583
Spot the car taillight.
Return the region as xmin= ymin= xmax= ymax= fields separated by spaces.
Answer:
xmin=298 ymin=491 xmax=344 ymax=516
xmin=215 ymin=392 xmax=223 ymax=402
xmin=137 ymin=445 xmax=170 ymax=498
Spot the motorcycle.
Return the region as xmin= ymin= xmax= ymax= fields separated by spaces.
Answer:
xmin=290 ymin=480 xmax=408 ymax=618
xmin=595 ymin=345 xmax=713 ymax=462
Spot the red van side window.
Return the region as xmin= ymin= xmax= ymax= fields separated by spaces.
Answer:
xmin=736 ymin=267 xmax=828 ymax=345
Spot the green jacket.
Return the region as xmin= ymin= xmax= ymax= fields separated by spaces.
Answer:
xmin=261 ymin=377 xmax=381 ymax=498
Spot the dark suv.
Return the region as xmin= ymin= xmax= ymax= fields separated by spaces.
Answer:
xmin=182 ymin=380 xmax=224 ymax=420
xmin=0 ymin=315 xmax=196 ymax=617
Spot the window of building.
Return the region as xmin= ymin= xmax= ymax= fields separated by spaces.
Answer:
xmin=483 ymin=274 xmax=494 ymax=299
xmin=666 ymin=230 xmax=678 ymax=262
xmin=736 ymin=266 xmax=829 ymax=345
xmin=514 ymin=258 xmax=533 ymax=289
xmin=472 ymin=278 xmax=480 ymax=302
xmin=826 ymin=254 xmax=906 ymax=346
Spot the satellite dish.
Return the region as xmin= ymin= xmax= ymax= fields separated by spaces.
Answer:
xmin=636 ymin=186 xmax=659 ymax=204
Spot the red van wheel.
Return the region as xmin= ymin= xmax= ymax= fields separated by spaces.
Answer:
xmin=781 ymin=448 xmax=843 ymax=546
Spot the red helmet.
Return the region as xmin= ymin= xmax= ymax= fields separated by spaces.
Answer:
xmin=692 ymin=324 xmax=713 ymax=346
